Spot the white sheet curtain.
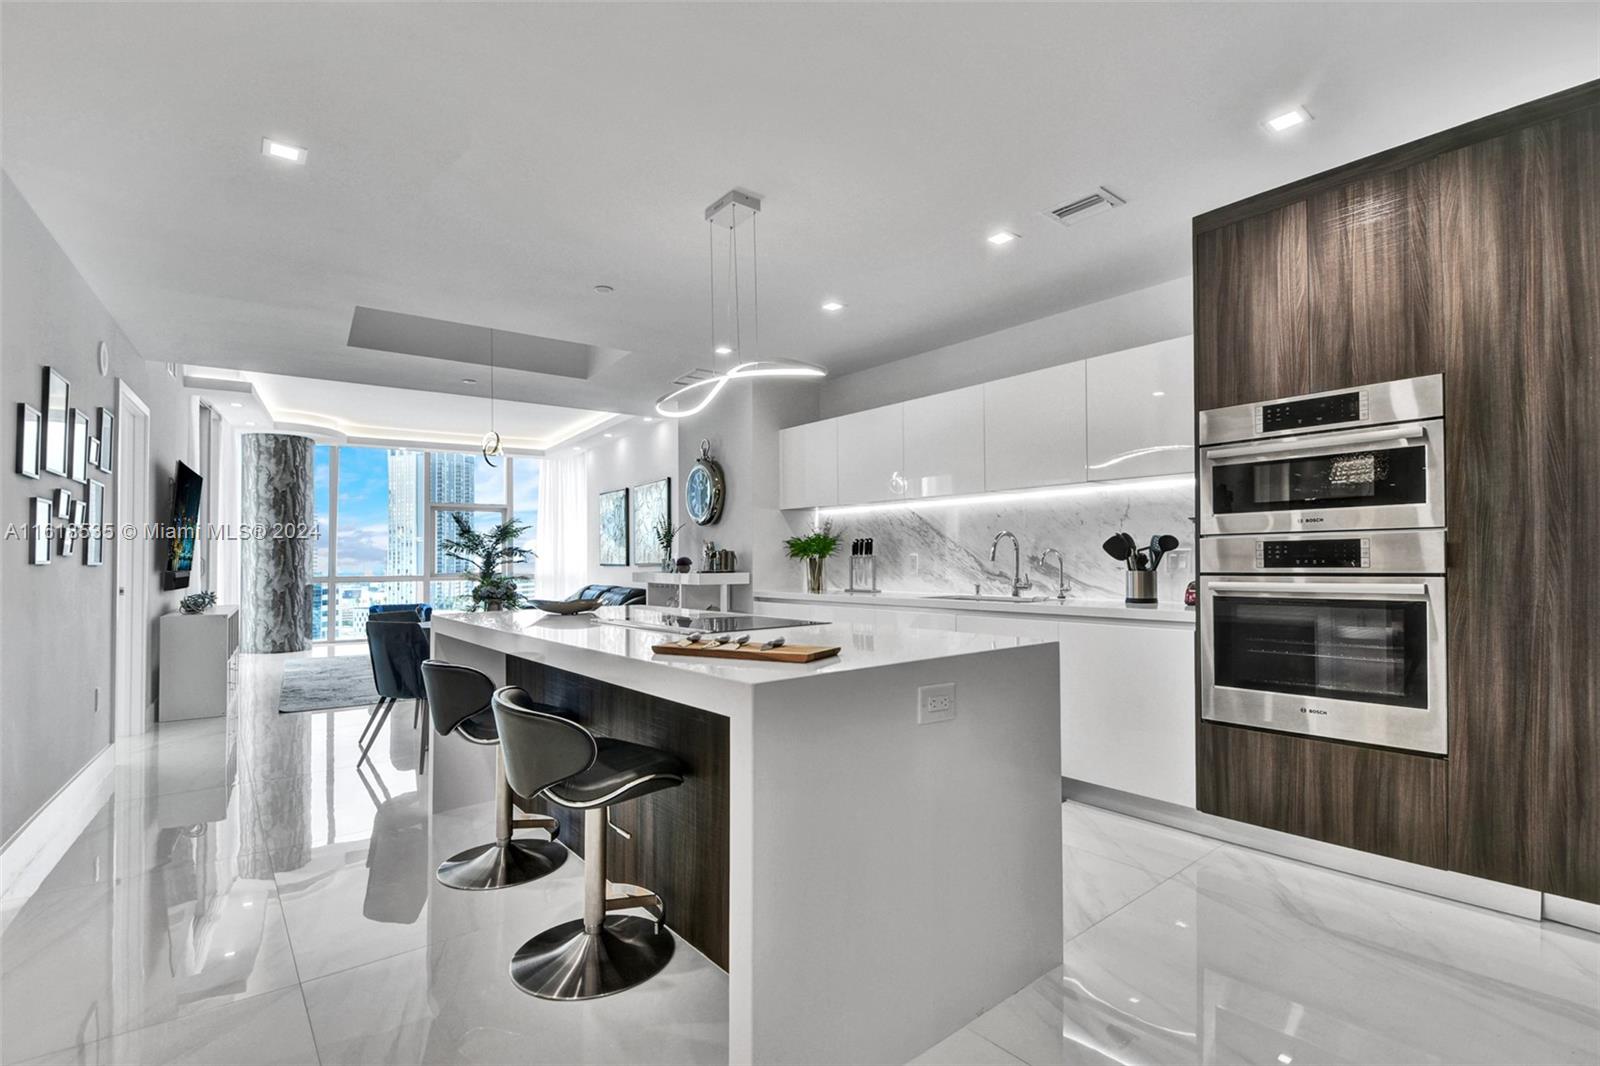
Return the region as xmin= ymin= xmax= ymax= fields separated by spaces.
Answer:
xmin=190 ymin=400 xmax=242 ymax=605
xmin=534 ymin=450 xmax=588 ymax=598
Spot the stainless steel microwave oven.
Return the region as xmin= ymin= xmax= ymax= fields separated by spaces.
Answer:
xmin=1198 ymin=376 xmax=1445 ymax=536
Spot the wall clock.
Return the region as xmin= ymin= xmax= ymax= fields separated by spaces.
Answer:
xmin=685 ymin=438 xmax=725 ymax=525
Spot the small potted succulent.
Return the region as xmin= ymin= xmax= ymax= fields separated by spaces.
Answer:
xmin=439 ymin=513 xmax=533 ymax=611
xmin=784 ymin=518 xmax=842 ymax=594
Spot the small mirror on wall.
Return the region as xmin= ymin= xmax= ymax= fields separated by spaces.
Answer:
xmin=29 ymin=497 xmax=51 ymax=565
xmin=69 ymin=409 xmax=90 ymax=483
xmin=17 ymin=403 xmax=41 ymax=478
xmin=42 ymin=368 xmax=68 ymax=476
xmin=97 ymin=407 xmax=114 ymax=473
xmin=87 ymin=480 xmax=105 ymax=566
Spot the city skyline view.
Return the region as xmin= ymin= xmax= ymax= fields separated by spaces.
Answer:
xmin=310 ymin=445 xmax=540 ymax=640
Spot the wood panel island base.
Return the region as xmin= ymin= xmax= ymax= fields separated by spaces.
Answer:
xmin=430 ymin=610 xmax=1063 ymax=1065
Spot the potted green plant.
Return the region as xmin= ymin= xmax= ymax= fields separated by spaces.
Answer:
xmin=439 ymin=513 xmax=533 ymax=611
xmin=652 ymin=515 xmax=684 ymax=572
xmin=784 ymin=518 xmax=842 ymax=594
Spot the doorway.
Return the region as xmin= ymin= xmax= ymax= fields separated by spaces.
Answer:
xmin=114 ymin=381 xmax=152 ymax=738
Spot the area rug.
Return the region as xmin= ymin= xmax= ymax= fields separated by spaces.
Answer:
xmin=278 ymin=655 xmax=377 ymax=714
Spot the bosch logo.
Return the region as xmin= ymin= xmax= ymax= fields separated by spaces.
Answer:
xmin=1299 ymin=706 xmax=1329 ymax=716
xmin=1299 ymin=516 xmax=1326 ymax=524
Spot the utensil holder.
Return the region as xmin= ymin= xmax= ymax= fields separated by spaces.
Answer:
xmin=1126 ymin=570 xmax=1158 ymax=604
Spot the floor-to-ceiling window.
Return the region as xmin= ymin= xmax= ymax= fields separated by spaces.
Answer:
xmin=309 ymin=444 xmax=539 ymax=641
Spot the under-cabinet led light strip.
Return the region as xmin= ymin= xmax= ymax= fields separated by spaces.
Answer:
xmin=811 ymin=474 xmax=1194 ymax=519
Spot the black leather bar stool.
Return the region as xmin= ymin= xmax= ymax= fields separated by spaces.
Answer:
xmin=419 ymin=661 xmax=567 ymax=891
xmin=492 ymin=685 xmax=686 ymax=1000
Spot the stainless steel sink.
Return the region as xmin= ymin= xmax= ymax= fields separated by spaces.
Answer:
xmin=925 ymin=593 xmax=1053 ymax=604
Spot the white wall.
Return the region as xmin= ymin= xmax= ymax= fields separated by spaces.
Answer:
xmin=1 ymin=174 xmax=191 ymax=843
xmin=581 ymin=418 xmax=677 ymax=589
xmin=818 ymin=276 xmax=1191 ymax=417
xmin=675 ymin=378 xmax=819 ymax=609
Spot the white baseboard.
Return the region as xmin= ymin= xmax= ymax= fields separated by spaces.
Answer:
xmin=1063 ymin=778 xmax=1544 ymax=921
xmin=1543 ymin=893 xmax=1600 ymax=933
xmin=0 ymin=745 xmax=115 ymax=901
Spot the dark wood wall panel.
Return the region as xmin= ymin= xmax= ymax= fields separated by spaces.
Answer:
xmin=1197 ymin=722 xmax=1449 ymax=868
xmin=1193 ymin=85 xmax=1600 ymax=902
xmin=1306 ymin=162 xmax=1445 ymax=390
xmin=506 ymin=658 xmax=732 ymax=967
xmin=1194 ymin=201 xmax=1310 ymax=409
xmin=1437 ymin=106 xmax=1600 ymax=902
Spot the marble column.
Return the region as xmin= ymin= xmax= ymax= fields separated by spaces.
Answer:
xmin=241 ymin=433 xmax=313 ymax=653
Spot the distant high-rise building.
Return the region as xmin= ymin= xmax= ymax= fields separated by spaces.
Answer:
xmin=431 ymin=452 xmax=477 ymax=576
xmin=386 ymin=450 xmax=425 ymax=601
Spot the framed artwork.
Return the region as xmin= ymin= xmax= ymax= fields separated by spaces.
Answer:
xmin=17 ymin=403 xmax=41 ymax=478
xmin=53 ymin=488 xmax=72 ymax=517
xmin=87 ymin=480 xmax=105 ymax=566
xmin=598 ymin=488 xmax=629 ymax=566
xmin=630 ymin=477 xmax=671 ymax=568
xmin=29 ymin=497 xmax=51 ymax=564
xmin=69 ymin=409 xmax=90 ymax=483
xmin=96 ymin=407 xmax=114 ymax=472
xmin=42 ymin=368 xmax=69 ymax=476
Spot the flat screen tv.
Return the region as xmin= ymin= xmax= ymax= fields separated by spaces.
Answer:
xmin=163 ymin=460 xmax=204 ymax=590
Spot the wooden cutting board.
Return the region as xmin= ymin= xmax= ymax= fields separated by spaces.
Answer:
xmin=651 ymin=640 xmax=841 ymax=663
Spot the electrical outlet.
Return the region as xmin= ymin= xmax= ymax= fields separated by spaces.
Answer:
xmin=917 ymin=683 xmax=956 ymax=724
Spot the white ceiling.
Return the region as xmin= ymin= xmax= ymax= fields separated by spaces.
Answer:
xmin=3 ymin=3 xmax=1596 ymax=416
xmin=187 ymin=367 xmax=616 ymax=452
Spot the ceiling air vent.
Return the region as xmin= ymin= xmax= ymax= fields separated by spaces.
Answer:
xmin=1047 ymin=187 xmax=1126 ymax=228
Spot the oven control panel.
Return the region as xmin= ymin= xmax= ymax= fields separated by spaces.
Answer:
xmin=1256 ymin=537 xmax=1370 ymax=569
xmin=1255 ymin=389 xmax=1368 ymax=434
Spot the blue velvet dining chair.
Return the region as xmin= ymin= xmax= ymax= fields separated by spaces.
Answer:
xmin=360 ymin=610 xmax=432 ymax=771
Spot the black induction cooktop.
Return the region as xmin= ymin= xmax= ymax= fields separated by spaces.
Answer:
xmin=593 ymin=606 xmax=823 ymax=633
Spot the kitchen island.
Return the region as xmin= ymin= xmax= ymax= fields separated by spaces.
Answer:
xmin=429 ymin=607 xmax=1062 ymax=1066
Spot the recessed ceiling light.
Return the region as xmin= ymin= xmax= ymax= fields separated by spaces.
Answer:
xmin=714 ymin=345 xmax=733 ymax=356
xmin=1265 ymin=107 xmax=1311 ymax=133
xmin=642 ymin=416 xmax=655 ymax=422
xmin=245 ymin=421 xmax=257 ymax=427
xmin=229 ymin=402 xmax=243 ymax=408
xmin=820 ymin=300 xmax=845 ymax=312
xmin=461 ymin=377 xmax=477 ymax=385
xmin=1277 ymin=1056 xmax=1294 ymax=1065
xmin=224 ymin=950 xmax=237 ymax=958
xmin=1128 ymin=997 xmax=1141 ymax=1004
xmin=1151 ymin=390 xmax=1166 ymax=397
xmin=987 ymin=230 xmax=1019 ymax=246
xmin=261 ymin=138 xmax=307 ymax=164
xmin=593 ymin=284 xmax=614 ymax=294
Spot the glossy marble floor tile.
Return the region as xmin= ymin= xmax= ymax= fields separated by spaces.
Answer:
xmin=13 ymin=987 xmax=319 ymax=1066
xmin=1061 ymin=800 xmax=1220 ymax=879
xmin=6 ymin=647 xmax=1599 ymax=1066
xmin=948 ymin=843 xmax=1600 ymax=1066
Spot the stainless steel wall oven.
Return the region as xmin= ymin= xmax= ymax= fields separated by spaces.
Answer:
xmin=1197 ymin=375 xmax=1448 ymax=755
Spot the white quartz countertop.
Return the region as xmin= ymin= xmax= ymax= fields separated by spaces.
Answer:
xmin=430 ymin=607 xmax=1049 ymax=697
xmin=754 ymin=588 xmax=1196 ymax=625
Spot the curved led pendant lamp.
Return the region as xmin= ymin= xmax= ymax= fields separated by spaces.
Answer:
xmin=481 ymin=328 xmax=502 ymax=467
xmin=655 ymin=190 xmax=825 ymax=418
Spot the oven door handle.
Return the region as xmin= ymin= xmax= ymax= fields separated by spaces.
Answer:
xmin=1207 ymin=580 xmax=1432 ymax=598
xmin=1202 ymin=423 xmax=1429 ymax=462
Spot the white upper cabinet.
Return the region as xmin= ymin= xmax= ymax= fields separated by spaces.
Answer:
xmin=1085 ymin=337 xmax=1194 ymax=480
xmin=983 ymin=362 xmax=1087 ymax=491
xmin=903 ymin=385 xmax=985 ymax=499
xmin=834 ymin=404 xmax=906 ymax=505
xmin=779 ymin=419 xmax=838 ymax=509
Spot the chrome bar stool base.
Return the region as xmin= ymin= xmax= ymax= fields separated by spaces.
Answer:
xmin=509 ymin=914 xmax=674 ymax=1001
xmin=436 ymin=838 xmax=567 ymax=891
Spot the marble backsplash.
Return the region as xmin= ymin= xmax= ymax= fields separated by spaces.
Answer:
xmin=783 ymin=478 xmax=1197 ymax=604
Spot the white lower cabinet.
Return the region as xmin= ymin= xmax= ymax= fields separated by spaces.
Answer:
xmin=1058 ymin=620 xmax=1195 ymax=808
xmin=953 ymin=611 xmax=1194 ymax=808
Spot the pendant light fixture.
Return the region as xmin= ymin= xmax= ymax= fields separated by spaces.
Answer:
xmin=481 ymin=328 xmax=502 ymax=467
xmin=655 ymin=190 xmax=826 ymax=418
